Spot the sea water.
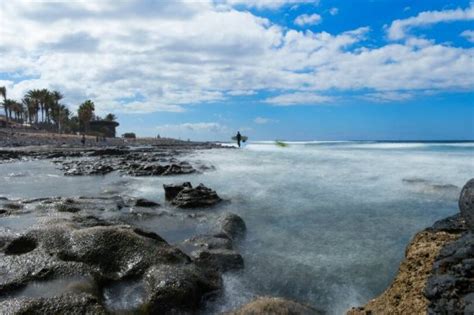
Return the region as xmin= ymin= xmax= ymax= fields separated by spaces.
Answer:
xmin=0 ymin=141 xmax=472 ymax=314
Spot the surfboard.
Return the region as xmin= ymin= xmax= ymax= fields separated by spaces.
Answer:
xmin=275 ymin=140 xmax=288 ymax=147
xmin=231 ymin=136 xmax=248 ymax=142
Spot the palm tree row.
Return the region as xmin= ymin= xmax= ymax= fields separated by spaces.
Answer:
xmin=0 ymin=87 xmax=115 ymax=134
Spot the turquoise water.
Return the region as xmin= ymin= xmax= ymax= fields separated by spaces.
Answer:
xmin=0 ymin=141 xmax=473 ymax=314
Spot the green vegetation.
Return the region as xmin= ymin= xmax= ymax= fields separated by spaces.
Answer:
xmin=0 ymin=86 xmax=117 ymax=134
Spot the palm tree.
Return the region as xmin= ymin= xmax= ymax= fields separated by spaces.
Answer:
xmin=0 ymin=86 xmax=7 ymax=121
xmin=39 ymin=89 xmax=51 ymax=123
xmin=11 ymin=101 xmax=24 ymax=122
xmin=78 ymin=100 xmax=95 ymax=133
xmin=22 ymin=97 xmax=35 ymax=124
xmin=104 ymin=113 xmax=117 ymax=121
xmin=26 ymin=89 xmax=42 ymax=124
xmin=50 ymin=91 xmax=64 ymax=130
xmin=57 ymin=105 xmax=70 ymax=133
xmin=2 ymin=99 xmax=16 ymax=121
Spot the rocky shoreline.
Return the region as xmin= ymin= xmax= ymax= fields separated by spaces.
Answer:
xmin=0 ymin=131 xmax=472 ymax=314
xmin=0 ymin=134 xmax=316 ymax=314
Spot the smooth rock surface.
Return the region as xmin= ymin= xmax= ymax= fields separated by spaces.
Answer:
xmin=459 ymin=178 xmax=474 ymax=230
xmin=217 ymin=213 xmax=247 ymax=240
xmin=171 ymin=184 xmax=222 ymax=209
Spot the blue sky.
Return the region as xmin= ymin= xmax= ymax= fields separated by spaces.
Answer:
xmin=0 ymin=0 xmax=473 ymax=140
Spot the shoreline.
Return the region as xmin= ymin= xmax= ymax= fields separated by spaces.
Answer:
xmin=0 ymin=130 xmax=472 ymax=314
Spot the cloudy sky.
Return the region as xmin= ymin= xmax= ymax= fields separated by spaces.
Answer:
xmin=1 ymin=0 xmax=473 ymax=140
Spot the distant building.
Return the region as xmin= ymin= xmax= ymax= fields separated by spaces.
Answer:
xmin=89 ymin=120 xmax=119 ymax=137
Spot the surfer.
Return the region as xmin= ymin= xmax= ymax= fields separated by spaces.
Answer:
xmin=236 ymin=131 xmax=242 ymax=148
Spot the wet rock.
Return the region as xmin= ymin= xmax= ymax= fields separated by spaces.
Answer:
xmin=62 ymin=160 xmax=115 ymax=176
xmin=171 ymin=184 xmax=222 ymax=209
xmin=4 ymin=236 xmax=37 ymax=255
xmin=70 ymin=215 xmax=112 ymax=228
xmin=464 ymin=293 xmax=474 ymax=314
xmin=143 ymin=263 xmax=221 ymax=314
xmin=217 ymin=213 xmax=247 ymax=240
xmin=44 ymin=225 xmax=189 ymax=278
xmin=5 ymin=203 xmax=23 ymax=210
xmin=426 ymin=232 xmax=474 ymax=314
xmin=0 ymin=292 xmax=108 ymax=314
xmin=459 ymin=178 xmax=474 ymax=230
xmin=161 ymin=162 xmax=195 ymax=176
xmin=428 ymin=213 xmax=468 ymax=233
xmin=192 ymin=248 xmax=244 ymax=272
xmin=424 ymin=274 xmax=457 ymax=299
xmin=89 ymin=148 xmax=129 ymax=156
xmin=183 ymin=234 xmax=233 ymax=251
xmin=0 ymin=224 xmax=190 ymax=294
xmin=163 ymin=182 xmax=192 ymax=201
xmin=226 ymin=297 xmax=323 ymax=315
xmin=56 ymin=203 xmax=81 ymax=213
xmin=135 ymin=198 xmax=160 ymax=208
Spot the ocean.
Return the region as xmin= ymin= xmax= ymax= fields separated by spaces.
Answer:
xmin=1 ymin=141 xmax=473 ymax=314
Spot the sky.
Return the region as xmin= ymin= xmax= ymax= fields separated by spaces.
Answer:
xmin=0 ymin=0 xmax=473 ymax=141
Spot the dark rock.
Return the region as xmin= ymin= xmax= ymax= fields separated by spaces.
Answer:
xmin=63 ymin=161 xmax=114 ymax=176
xmin=162 ymin=163 xmax=196 ymax=176
xmin=44 ymin=225 xmax=189 ymax=278
xmin=171 ymin=184 xmax=222 ymax=209
xmin=135 ymin=198 xmax=160 ymax=207
xmin=5 ymin=203 xmax=23 ymax=210
xmin=143 ymin=264 xmax=221 ymax=314
xmin=426 ymin=233 xmax=474 ymax=313
xmin=217 ymin=213 xmax=247 ymax=240
xmin=192 ymin=248 xmax=244 ymax=272
xmin=89 ymin=148 xmax=130 ymax=156
xmin=183 ymin=234 xmax=233 ymax=251
xmin=4 ymin=236 xmax=37 ymax=255
xmin=0 ymin=293 xmax=108 ymax=314
xmin=163 ymin=182 xmax=192 ymax=201
xmin=464 ymin=293 xmax=474 ymax=314
xmin=425 ymin=274 xmax=457 ymax=299
xmin=57 ymin=203 xmax=81 ymax=213
xmin=459 ymin=179 xmax=474 ymax=230
xmin=429 ymin=214 xmax=468 ymax=233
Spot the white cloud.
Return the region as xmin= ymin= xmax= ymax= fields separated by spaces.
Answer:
xmin=461 ymin=30 xmax=474 ymax=42
xmin=294 ymin=13 xmax=322 ymax=26
xmin=254 ymin=117 xmax=278 ymax=124
xmin=155 ymin=122 xmax=229 ymax=140
xmin=0 ymin=0 xmax=472 ymax=115
xmin=362 ymin=91 xmax=415 ymax=103
xmin=264 ymin=92 xmax=333 ymax=106
xmin=227 ymin=89 xmax=256 ymax=96
xmin=388 ymin=4 xmax=474 ymax=40
xmin=174 ymin=122 xmax=226 ymax=132
xmin=219 ymin=0 xmax=319 ymax=9
xmin=329 ymin=7 xmax=339 ymax=16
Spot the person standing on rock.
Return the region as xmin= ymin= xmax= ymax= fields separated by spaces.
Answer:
xmin=81 ymin=134 xmax=86 ymax=146
xmin=236 ymin=131 xmax=242 ymax=148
